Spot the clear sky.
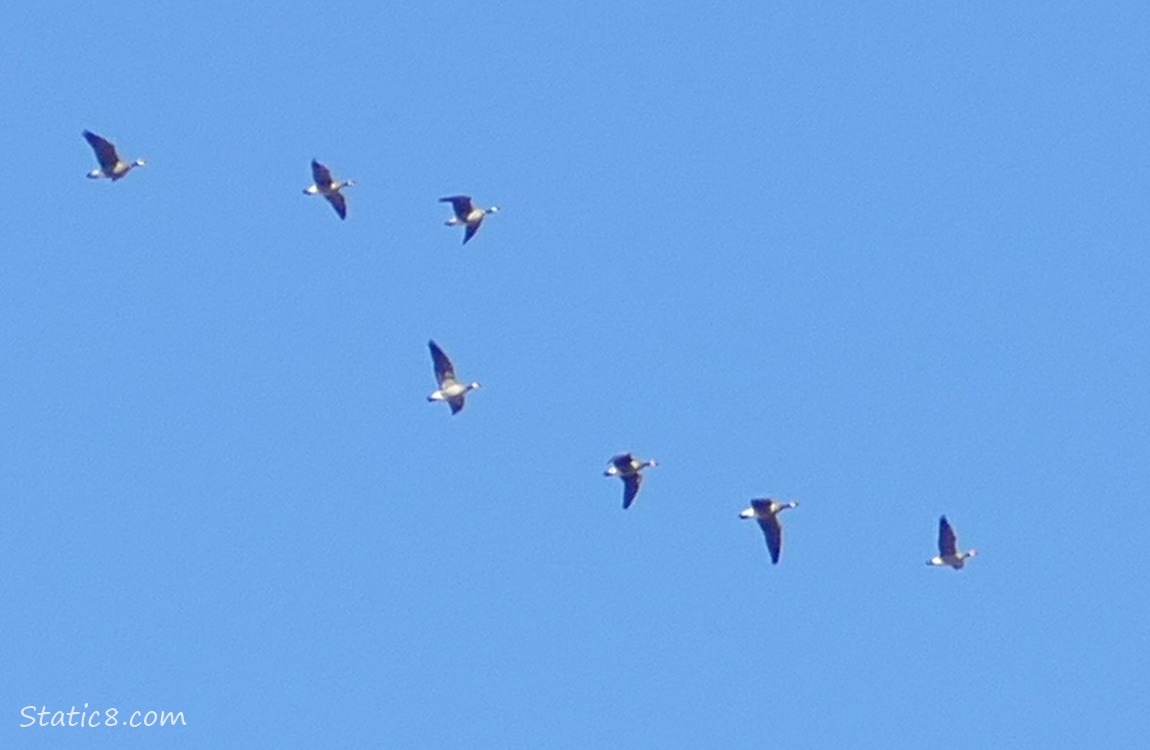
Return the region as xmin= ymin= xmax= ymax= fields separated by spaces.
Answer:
xmin=3 ymin=2 xmax=1149 ymax=747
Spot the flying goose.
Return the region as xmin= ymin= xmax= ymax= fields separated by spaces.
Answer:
xmin=426 ymin=340 xmax=480 ymax=415
xmin=603 ymin=453 xmax=657 ymax=509
xmin=83 ymin=131 xmax=145 ymax=180
xmin=440 ymin=195 xmax=499 ymax=244
xmin=304 ymin=160 xmax=355 ymax=219
xmin=740 ymin=499 xmax=799 ymax=565
xmin=927 ymin=515 xmax=977 ymax=570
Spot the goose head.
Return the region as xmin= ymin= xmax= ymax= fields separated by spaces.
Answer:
xmin=964 ymin=549 xmax=978 ymax=560
xmin=133 ymin=158 xmax=146 ymax=168
xmin=486 ymin=205 xmax=501 ymax=214
xmin=341 ymin=179 xmax=356 ymax=189
xmin=87 ymin=168 xmax=103 ymax=179
xmin=739 ymin=507 xmax=756 ymax=519
xmin=467 ymin=381 xmax=481 ymax=392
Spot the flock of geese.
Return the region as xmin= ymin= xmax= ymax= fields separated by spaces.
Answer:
xmin=81 ymin=130 xmax=979 ymax=572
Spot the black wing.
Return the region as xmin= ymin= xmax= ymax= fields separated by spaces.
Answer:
xmin=938 ymin=516 xmax=958 ymax=556
xmin=622 ymin=473 xmax=642 ymax=509
xmin=440 ymin=195 xmax=474 ymax=219
xmin=325 ymin=191 xmax=347 ymax=220
xmin=311 ymin=160 xmax=333 ymax=187
xmin=463 ymin=219 xmax=481 ymax=245
xmin=428 ymin=340 xmax=455 ymax=384
xmin=759 ymin=515 xmax=783 ymax=564
xmin=750 ymin=498 xmax=773 ymax=515
xmin=611 ymin=453 xmax=635 ymax=471
xmin=83 ymin=130 xmax=120 ymax=170
xmin=448 ymin=396 xmax=466 ymax=415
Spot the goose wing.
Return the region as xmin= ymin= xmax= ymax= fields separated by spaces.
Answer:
xmin=758 ymin=514 xmax=783 ymax=564
xmin=428 ymin=340 xmax=456 ymax=386
xmin=610 ymin=453 xmax=635 ymax=472
xmin=750 ymin=498 xmax=773 ymax=515
xmin=463 ymin=219 xmax=482 ymax=245
xmin=440 ymin=195 xmax=474 ymax=220
xmin=311 ymin=160 xmax=334 ymax=187
xmin=448 ymin=396 xmax=466 ymax=415
xmin=938 ymin=516 xmax=958 ymax=556
xmin=622 ymin=473 xmax=642 ymax=509
xmin=83 ymin=131 xmax=120 ymax=171
xmin=325 ymin=190 xmax=347 ymax=220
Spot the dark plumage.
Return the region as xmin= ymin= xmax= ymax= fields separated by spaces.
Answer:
xmin=83 ymin=130 xmax=144 ymax=180
xmin=304 ymin=160 xmax=354 ymax=219
xmin=740 ymin=499 xmax=799 ymax=565
xmin=440 ymin=195 xmax=499 ymax=244
xmin=928 ymin=515 xmax=978 ymax=569
xmin=426 ymin=340 xmax=480 ymax=415
xmin=603 ymin=453 xmax=657 ymax=509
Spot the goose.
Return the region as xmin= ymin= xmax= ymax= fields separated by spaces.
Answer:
xmin=440 ymin=195 xmax=499 ymax=244
xmin=303 ymin=160 xmax=355 ymax=220
xmin=83 ymin=131 xmax=145 ymax=180
xmin=927 ymin=515 xmax=977 ymax=570
xmin=426 ymin=340 xmax=480 ymax=415
xmin=740 ymin=499 xmax=799 ymax=565
xmin=603 ymin=453 xmax=657 ymax=509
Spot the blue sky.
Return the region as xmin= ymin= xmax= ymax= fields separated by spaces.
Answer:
xmin=3 ymin=1 xmax=1149 ymax=747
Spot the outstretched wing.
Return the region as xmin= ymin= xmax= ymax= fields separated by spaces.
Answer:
xmin=428 ymin=340 xmax=456 ymax=385
xmin=938 ymin=516 xmax=958 ymax=556
xmin=448 ymin=396 xmax=466 ymax=415
xmin=463 ymin=219 xmax=482 ymax=245
xmin=750 ymin=498 xmax=773 ymax=515
xmin=759 ymin=515 xmax=783 ymax=564
xmin=83 ymin=130 xmax=120 ymax=171
xmin=622 ymin=473 xmax=642 ymax=509
xmin=440 ymin=195 xmax=474 ymax=219
xmin=325 ymin=191 xmax=347 ymax=220
xmin=611 ymin=453 xmax=635 ymax=472
xmin=311 ymin=160 xmax=334 ymax=187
